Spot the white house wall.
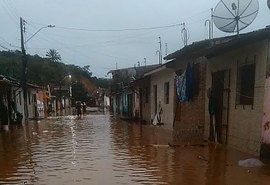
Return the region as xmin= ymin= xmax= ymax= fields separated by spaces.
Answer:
xmin=27 ymin=88 xmax=38 ymax=119
xmin=13 ymin=87 xmax=24 ymax=118
xmin=150 ymin=69 xmax=175 ymax=130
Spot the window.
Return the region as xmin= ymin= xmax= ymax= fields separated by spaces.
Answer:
xmin=164 ymin=82 xmax=169 ymax=104
xmin=236 ymin=63 xmax=255 ymax=105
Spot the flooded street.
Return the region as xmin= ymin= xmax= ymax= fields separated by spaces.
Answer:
xmin=0 ymin=114 xmax=269 ymax=185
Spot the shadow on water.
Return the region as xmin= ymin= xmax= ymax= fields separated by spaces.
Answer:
xmin=0 ymin=114 xmax=269 ymax=184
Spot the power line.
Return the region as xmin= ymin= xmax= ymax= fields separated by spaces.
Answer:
xmin=53 ymin=23 xmax=182 ymax=32
xmin=0 ymin=40 xmax=20 ymax=49
xmin=0 ymin=0 xmax=18 ymax=26
xmin=27 ymin=8 xmax=211 ymax=31
xmin=0 ymin=44 xmax=9 ymax=50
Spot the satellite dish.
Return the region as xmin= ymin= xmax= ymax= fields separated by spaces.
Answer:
xmin=213 ymin=0 xmax=259 ymax=34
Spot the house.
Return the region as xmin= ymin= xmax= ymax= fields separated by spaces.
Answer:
xmin=0 ymin=75 xmax=40 ymax=127
xmin=203 ymin=27 xmax=270 ymax=158
xmin=130 ymin=76 xmax=151 ymax=124
xmin=25 ymin=83 xmax=40 ymax=120
xmin=108 ymin=64 xmax=160 ymax=120
xmin=36 ymin=89 xmax=50 ymax=118
xmin=164 ymin=26 xmax=270 ymax=158
xmin=143 ymin=52 xmax=208 ymax=143
xmin=50 ymin=85 xmax=72 ymax=115
xmin=0 ymin=75 xmax=21 ymax=127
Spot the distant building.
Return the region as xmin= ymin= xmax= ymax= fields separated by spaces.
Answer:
xmin=50 ymin=85 xmax=71 ymax=115
xmin=108 ymin=64 xmax=160 ymax=120
xmin=36 ymin=89 xmax=50 ymax=118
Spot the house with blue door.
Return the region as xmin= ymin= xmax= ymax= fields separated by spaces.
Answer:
xmin=108 ymin=64 xmax=160 ymax=120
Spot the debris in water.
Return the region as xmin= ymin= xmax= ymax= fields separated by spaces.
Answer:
xmin=238 ymin=158 xmax=265 ymax=167
xmin=197 ymin=155 xmax=208 ymax=162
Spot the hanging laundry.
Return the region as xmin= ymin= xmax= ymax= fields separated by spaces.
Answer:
xmin=175 ymin=70 xmax=187 ymax=102
xmin=185 ymin=63 xmax=193 ymax=101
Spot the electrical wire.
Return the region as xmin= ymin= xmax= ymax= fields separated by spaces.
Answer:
xmin=0 ymin=44 xmax=9 ymax=50
xmin=20 ymin=8 xmax=212 ymax=73
xmin=0 ymin=0 xmax=18 ymax=26
xmin=3 ymin=0 xmax=20 ymax=18
xmin=26 ymin=8 xmax=211 ymax=32
xmin=0 ymin=37 xmax=20 ymax=49
xmin=53 ymin=23 xmax=182 ymax=32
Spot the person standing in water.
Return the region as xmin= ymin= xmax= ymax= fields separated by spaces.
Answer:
xmin=75 ymin=101 xmax=82 ymax=118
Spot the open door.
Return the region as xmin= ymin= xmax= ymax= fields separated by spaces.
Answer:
xmin=211 ymin=70 xmax=230 ymax=144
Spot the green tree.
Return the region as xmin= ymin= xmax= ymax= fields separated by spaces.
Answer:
xmin=45 ymin=49 xmax=61 ymax=62
xmin=0 ymin=50 xmax=109 ymax=91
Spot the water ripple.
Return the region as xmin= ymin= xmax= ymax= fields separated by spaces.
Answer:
xmin=0 ymin=115 xmax=269 ymax=184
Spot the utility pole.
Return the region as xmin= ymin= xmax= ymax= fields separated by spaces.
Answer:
xmin=211 ymin=8 xmax=214 ymax=39
xmin=158 ymin=37 xmax=162 ymax=64
xmin=20 ymin=17 xmax=28 ymax=123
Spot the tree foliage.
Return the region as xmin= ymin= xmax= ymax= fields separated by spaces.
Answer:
xmin=45 ymin=49 xmax=61 ymax=62
xmin=0 ymin=50 xmax=109 ymax=90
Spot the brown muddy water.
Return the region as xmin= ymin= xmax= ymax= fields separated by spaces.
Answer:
xmin=0 ymin=114 xmax=269 ymax=185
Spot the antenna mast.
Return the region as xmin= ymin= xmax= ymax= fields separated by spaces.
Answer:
xmin=144 ymin=58 xmax=146 ymax=66
xmin=181 ymin=23 xmax=188 ymax=46
xmin=158 ymin=37 xmax=162 ymax=64
xmin=165 ymin=43 xmax=168 ymax=56
xmin=205 ymin=8 xmax=214 ymax=40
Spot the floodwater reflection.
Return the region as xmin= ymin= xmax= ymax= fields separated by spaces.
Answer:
xmin=0 ymin=115 xmax=269 ymax=184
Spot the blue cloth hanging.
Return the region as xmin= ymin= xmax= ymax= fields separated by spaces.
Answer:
xmin=175 ymin=70 xmax=187 ymax=102
xmin=185 ymin=63 xmax=193 ymax=101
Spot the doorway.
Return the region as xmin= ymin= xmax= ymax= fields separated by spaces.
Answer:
xmin=127 ymin=94 xmax=133 ymax=118
xmin=211 ymin=70 xmax=230 ymax=143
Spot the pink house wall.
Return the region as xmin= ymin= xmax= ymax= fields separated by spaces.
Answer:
xmin=262 ymin=77 xmax=270 ymax=144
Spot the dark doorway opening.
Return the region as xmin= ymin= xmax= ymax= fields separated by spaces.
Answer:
xmin=210 ymin=70 xmax=230 ymax=143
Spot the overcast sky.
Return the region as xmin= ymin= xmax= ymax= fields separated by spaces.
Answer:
xmin=0 ymin=0 xmax=269 ymax=77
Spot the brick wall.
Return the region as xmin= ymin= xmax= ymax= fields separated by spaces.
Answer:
xmin=173 ymin=58 xmax=207 ymax=142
